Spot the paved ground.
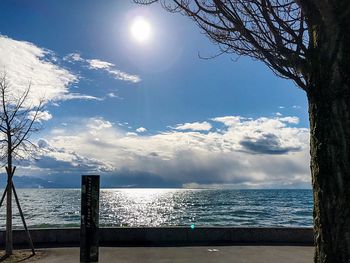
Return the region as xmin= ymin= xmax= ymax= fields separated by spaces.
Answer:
xmin=9 ymin=246 xmax=313 ymax=263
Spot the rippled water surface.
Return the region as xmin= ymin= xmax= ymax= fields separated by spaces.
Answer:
xmin=0 ymin=189 xmax=313 ymax=228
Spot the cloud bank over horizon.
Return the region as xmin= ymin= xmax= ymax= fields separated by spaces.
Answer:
xmin=16 ymin=115 xmax=311 ymax=189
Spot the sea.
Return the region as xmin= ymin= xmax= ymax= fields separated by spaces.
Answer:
xmin=0 ymin=189 xmax=313 ymax=229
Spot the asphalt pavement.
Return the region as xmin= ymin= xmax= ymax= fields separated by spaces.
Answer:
xmin=26 ymin=246 xmax=314 ymax=263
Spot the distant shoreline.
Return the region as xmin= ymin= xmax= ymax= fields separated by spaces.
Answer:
xmin=1 ymin=175 xmax=312 ymax=189
xmin=1 ymin=187 xmax=313 ymax=190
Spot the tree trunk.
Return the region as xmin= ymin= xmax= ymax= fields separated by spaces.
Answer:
xmin=6 ymin=134 xmax=13 ymax=256
xmin=5 ymin=166 xmax=13 ymax=255
xmin=307 ymin=3 xmax=350 ymax=259
xmin=309 ymin=91 xmax=350 ymax=262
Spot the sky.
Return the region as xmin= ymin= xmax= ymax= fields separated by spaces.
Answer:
xmin=0 ymin=0 xmax=310 ymax=188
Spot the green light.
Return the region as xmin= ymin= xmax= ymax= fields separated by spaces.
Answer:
xmin=190 ymin=224 xmax=195 ymax=230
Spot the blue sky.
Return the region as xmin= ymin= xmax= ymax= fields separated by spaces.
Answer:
xmin=0 ymin=1 xmax=310 ymax=188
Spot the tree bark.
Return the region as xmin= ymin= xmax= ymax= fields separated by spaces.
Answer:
xmin=5 ymin=166 xmax=13 ymax=255
xmin=307 ymin=2 xmax=350 ymax=260
xmin=309 ymin=91 xmax=350 ymax=262
xmin=6 ymin=134 xmax=13 ymax=255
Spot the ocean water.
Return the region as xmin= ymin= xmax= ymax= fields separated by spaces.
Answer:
xmin=0 ymin=189 xmax=313 ymax=229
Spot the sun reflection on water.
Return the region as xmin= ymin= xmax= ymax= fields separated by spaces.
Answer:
xmin=100 ymin=189 xmax=195 ymax=227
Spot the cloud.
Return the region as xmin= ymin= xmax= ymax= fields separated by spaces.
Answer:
xmin=107 ymin=92 xmax=119 ymax=98
xmin=211 ymin=116 xmax=242 ymax=126
xmin=136 ymin=127 xmax=147 ymax=133
xmin=86 ymin=117 xmax=112 ymax=130
xmin=57 ymin=93 xmax=103 ymax=101
xmin=239 ymin=133 xmax=301 ymax=154
xmin=63 ymin=53 xmax=83 ymax=62
xmin=31 ymin=115 xmax=311 ymax=188
xmin=87 ymin=59 xmax=114 ymax=69
xmin=34 ymin=138 xmax=113 ymax=174
xmin=0 ymin=35 xmax=78 ymax=106
xmin=106 ymin=68 xmax=141 ymax=83
xmin=173 ymin=121 xmax=212 ymax=131
xmin=278 ymin=116 xmax=299 ymax=124
xmin=37 ymin=138 xmax=50 ymax=148
xmin=28 ymin=110 xmax=53 ymax=122
xmin=65 ymin=53 xmax=141 ymax=83
xmin=0 ymin=35 xmax=139 ymax=127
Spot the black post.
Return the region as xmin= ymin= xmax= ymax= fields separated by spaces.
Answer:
xmin=80 ymin=175 xmax=100 ymax=263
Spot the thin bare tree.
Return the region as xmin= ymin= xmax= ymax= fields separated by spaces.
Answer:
xmin=0 ymin=72 xmax=43 ymax=256
xmin=135 ymin=1 xmax=350 ymax=262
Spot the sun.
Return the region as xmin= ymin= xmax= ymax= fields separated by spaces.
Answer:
xmin=130 ymin=17 xmax=152 ymax=43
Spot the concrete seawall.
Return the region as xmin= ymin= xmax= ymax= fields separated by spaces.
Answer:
xmin=0 ymin=227 xmax=313 ymax=247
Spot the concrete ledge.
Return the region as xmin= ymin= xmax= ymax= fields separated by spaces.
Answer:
xmin=0 ymin=227 xmax=314 ymax=247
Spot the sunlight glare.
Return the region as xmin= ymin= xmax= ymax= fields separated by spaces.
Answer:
xmin=130 ymin=17 xmax=152 ymax=43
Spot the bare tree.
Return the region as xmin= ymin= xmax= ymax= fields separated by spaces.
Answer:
xmin=0 ymin=72 xmax=42 ymax=256
xmin=135 ymin=1 xmax=350 ymax=262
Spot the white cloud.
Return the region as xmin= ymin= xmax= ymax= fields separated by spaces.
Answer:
xmin=37 ymin=138 xmax=50 ymax=148
xmin=35 ymin=138 xmax=113 ymax=173
xmin=0 ymin=35 xmax=78 ymax=106
xmin=65 ymin=53 xmax=141 ymax=83
xmin=211 ymin=116 xmax=242 ymax=126
xmin=107 ymin=92 xmax=118 ymax=98
xmin=50 ymin=128 xmax=66 ymax=135
xmin=126 ymin=132 xmax=138 ymax=137
xmin=0 ymin=35 xmax=141 ymax=136
xmin=86 ymin=58 xmax=141 ymax=83
xmin=106 ymin=68 xmax=141 ymax=83
xmin=35 ymin=115 xmax=310 ymax=188
xmin=28 ymin=110 xmax=52 ymax=122
xmin=278 ymin=116 xmax=299 ymax=124
xmin=58 ymin=93 xmax=103 ymax=101
xmin=86 ymin=117 xmax=112 ymax=130
xmin=213 ymin=115 xmax=299 ymax=126
xmin=87 ymin=59 xmax=114 ymax=69
xmin=64 ymin=53 xmax=83 ymax=62
xmin=136 ymin=127 xmax=147 ymax=133
xmin=174 ymin=121 xmax=212 ymax=131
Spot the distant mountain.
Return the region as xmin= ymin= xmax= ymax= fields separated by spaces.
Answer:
xmin=0 ymin=171 xmax=182 ymax=189
xmin=0 ymin=175 xmax=64 ymax=189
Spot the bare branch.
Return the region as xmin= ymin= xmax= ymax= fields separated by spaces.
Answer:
xmin=135 ymin=0 xmax=310 ymax=90
xmin=0 ymin=72 xmax=45 ymax=168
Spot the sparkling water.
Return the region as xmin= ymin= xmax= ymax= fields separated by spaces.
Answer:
xmin=0 ymin=189 xmax=313 ymax=229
